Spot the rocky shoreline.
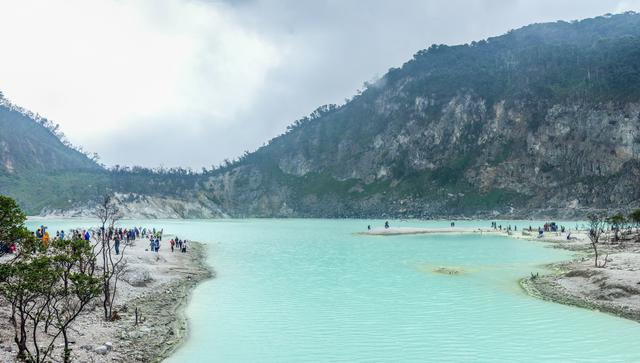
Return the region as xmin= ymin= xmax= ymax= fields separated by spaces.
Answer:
xmin=0 ymin=239 xmax=213 ymax=363
xmin=521 ymin=270 xmax=640 ymax=323
xmin=517 ymin=233 xmax=640 ymax=324
xmin=113 ymin=241 xmax=213 ymax=362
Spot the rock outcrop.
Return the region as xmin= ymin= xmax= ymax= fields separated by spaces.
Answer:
xmin=4 ymin=13 xmax=640 ymax=219
xmin=197 ymin=13 xmax=640 ymax=218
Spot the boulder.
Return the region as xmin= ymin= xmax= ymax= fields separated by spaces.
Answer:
xmin=121 ymin=266 xmax=153 ymax=287
xmin=94 ymin=345 xmax=108 ymax=355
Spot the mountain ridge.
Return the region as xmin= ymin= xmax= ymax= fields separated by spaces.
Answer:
xmin=198 ymin=11 xmax=640 ymax=218
xmin=3 ymin=12 xmax=640 ymax=218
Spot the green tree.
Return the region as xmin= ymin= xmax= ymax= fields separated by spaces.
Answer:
xmin=0 ymin=256 xmax=56 ymax=360
xmin=48 ymin=238 xmax=102 ymax=363
xmin=0 ymin=196 xmax=101 ymax=362
xmin=0 ymin=196 xmax=46 ymax=359
xmin=629 ymin=209 xmax=640 ymax=228
xmin=0 ymin=195 xmax=33 ymax=256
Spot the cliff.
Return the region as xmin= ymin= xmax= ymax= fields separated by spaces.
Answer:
xmin=199 ymin=12 xmax=640 ymax=218
xmin=3 ymin=13 xmax=640 ymax=218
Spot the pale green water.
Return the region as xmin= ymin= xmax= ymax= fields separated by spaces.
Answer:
xmin=27 ymin=218 xmax=640 ymax=362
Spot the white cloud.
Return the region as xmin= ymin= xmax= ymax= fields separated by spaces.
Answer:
xmin=613 ymin=0 xmax=640 ymax=13
xmin=0 ymin=0 xmax=280 ymax=162
xmin=0 ymin=0 xmax=638 ymax=168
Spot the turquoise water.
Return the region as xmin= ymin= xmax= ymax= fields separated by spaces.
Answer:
xmin=27 ymin=219 xmax=640 ymax=362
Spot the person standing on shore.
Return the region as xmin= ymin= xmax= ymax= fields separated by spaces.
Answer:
xmin=170 ymin=239 xmax=175 ymax=252
xmin=43 ymin=231 xmax=50 ymax=247
xmin=114 ymin=236 xmax=121 ymax=255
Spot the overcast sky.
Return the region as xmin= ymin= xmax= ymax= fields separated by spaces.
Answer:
xmin=0 ymin=0 xmax=638 ymax=168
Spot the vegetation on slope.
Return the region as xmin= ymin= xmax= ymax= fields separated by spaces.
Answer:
xmin=203 ymin=12 xmax=640 ymax=217
xmin=3 ymin=12 xmax=640 ymax=217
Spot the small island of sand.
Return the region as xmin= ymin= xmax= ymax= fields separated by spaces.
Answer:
xmin=360 ymin=226 xmax=496 ymax=236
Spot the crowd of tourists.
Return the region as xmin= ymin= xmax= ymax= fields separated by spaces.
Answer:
xmin=2 ymin=225 xmax=191 ymax=256
xmin=490 ymin=221 xmax=518 ymax=231
xmin=489 ymin=221 xmax=573 ymax=238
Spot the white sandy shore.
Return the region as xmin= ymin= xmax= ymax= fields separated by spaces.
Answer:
xmin=360 ymin=226 xmax=497 ymax=235
xmin=0 ymin=235 xmax=211 ymax=362
xmin=521 ymin=234 xmax=640 ymax=323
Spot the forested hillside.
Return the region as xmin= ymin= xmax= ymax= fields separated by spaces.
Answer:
xmin=0 ymin=94 xmax=110 ymax=213
xmin=201 ymin=12 xmax=640 ymax=218
xmin=0 ymin=94 xmax=207 ymax=215
xmin=2 ymin=13 xmax=639 ymax=218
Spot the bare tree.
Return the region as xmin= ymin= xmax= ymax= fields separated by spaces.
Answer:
xmin=92 ymin=195 xmax=128 ymax=321
xmin=588 ymin=213 xmax=608 ymax=268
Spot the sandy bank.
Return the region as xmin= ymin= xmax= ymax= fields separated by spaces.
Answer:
xmin=0 ymin=236 xmax=213 ymax=362
xmin=505 ymin=229 xmax=640 ymax=323
xmin=115 ymin=240 xmax=213 ymax=362
xmin=521 ymin=243 xmax=640 ymax=323
xmin=360 ymin=226 xmax=497 ymax=236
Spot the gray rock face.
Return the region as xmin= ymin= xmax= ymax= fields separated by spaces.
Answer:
xmin=41 ymin=192 xmax=229 ymax=219
xmin=13 ymin=13 xmax=640 ymax=219
xmin=201 ymin=97 xmax=640 ymax=218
